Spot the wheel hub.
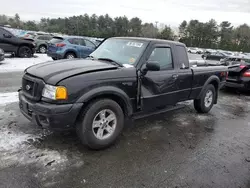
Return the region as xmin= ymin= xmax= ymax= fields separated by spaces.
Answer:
xmin=92 ymin=109 xmax=117 ymax=140
xmin=204 ymin=90 xmax=213 ymax=108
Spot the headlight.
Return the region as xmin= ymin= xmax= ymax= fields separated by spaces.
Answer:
xmin=42 ymin=84 xmax=68 ymax=100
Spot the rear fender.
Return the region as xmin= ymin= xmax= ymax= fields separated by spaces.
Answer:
xmin=197 ymin=75 xmax=220 ymax=104
xmin=76 ymin=86 xmax=133 ymax=116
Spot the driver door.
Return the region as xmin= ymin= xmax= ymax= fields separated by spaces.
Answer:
xmin=141 ymin=44 xmax=179 ymax=111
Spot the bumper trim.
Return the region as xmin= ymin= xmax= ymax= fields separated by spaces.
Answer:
xmin=225 ymin=81 xmax=245 ymax=89
xmin=19 ymin=91 xmax=83 ymax=130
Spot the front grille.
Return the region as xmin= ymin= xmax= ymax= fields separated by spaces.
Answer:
xmin=22 ymin=74 xmax=45 ymax=101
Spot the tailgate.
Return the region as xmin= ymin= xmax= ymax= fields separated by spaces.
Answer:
xmin=47 ymin=43 xmax=58 ymax=53
xmin=47 ymin=37 xmax=64 ymax=53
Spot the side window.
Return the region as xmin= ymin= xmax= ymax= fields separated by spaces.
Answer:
xmin=68 ymin=38 xmax=80 ymax=45
xmin=0 ymin=28 xmax=12 ymax=36
xmin=148 ymin=47 xmax=173 ymax=70
xmin=45 ymin=36 xmax=52 ymax=40
xmin=176 ymin=45 xmax=189 ymax=68
xmin=84 ymin=39 xmax=96 ymax=48
xmin=0 ymin=28 xmax=4 ymax=36
xmin=79 ymin=39 xmax=86 ymax=46
xmin=37 ymin=36 xmax=44 ymax=40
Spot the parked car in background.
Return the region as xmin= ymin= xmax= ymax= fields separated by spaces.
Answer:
xmin=19 ymin=31 xmax=36 ymax=39
xmin=0 ymin=48 xmax=4 ymax=61
xmin=47 ymin=36 xmax=97 ymax=60
xmin=34 ymin=35 xmax=53 ymax=53
xmin=202 ymin=52 xmax=228 ymax=61
xmin=187 ymin=47 xmax=198 ymax=54
xmin=187 ymin=47 xmax=203 ymax=54
xmin=226 ymin=58 xmax=250 ymax=91
xmin=0 ymin=26 xmax=35 ymax=57
xmin=220 ymin=56 xmax=244 ymax=66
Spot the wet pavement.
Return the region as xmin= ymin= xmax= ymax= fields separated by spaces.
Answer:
xmin=0 ymin=89 xmax=250 ymax=188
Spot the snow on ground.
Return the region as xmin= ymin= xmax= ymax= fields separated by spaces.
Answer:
xmin=0 ymin=105 xmax=83 ymax=181
xmin=0 ymin=54 xmax=52 ymax=73
xmin=0 ymin=92 xmax=18 ymax=106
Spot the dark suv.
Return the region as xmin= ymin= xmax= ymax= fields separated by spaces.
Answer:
xmin=0 ymin=27 xmax=36 ymax=57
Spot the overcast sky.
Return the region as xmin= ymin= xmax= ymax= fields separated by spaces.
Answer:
xmin=1 ymin=0 xmax=250 ymax=27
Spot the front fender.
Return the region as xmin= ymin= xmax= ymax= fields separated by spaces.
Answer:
xmin=76 ymin=86 xmax=133 ymax=116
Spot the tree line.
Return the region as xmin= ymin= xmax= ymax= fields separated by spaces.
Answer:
xmin=179 ymin=19 xmax=250 ymax=52
xmin=1 ymin=13 xmax=250 ymax=52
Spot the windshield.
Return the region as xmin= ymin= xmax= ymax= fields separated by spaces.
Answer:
xmin=90 ymin=38 xmax=148 ymax=65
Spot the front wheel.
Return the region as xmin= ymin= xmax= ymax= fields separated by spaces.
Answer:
xmin=194 ymin=84 xmax=216 ymax=113
xmin=76 ymin=99 xmax=124 ymax=150
xmin=18 ymin=46 xmax=33 ymax=58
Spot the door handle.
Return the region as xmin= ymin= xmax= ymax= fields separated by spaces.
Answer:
xmin=172 ymin=74 xmax=179 ymax=79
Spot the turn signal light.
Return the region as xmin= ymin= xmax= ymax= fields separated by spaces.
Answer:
xmin=56 ymin=86 xmax=68 ymax=100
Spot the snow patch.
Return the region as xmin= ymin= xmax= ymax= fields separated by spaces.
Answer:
xmin=0 ymin=92 xmax=18 ymax=106
xmin=0 ymin=128 xmax=39 ymax=151
xmin=0 ymin=54 xmax=52 ymax=73
xmin=196 ymin=115 xmax=210 ymax=121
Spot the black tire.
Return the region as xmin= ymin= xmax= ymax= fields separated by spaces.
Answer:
xmin=39 ymin=45 xmax=47 ymax=53
xmin=52 ymin=57 xmax=57 ymax=60
xmin=76 ymin=99 xmax=124 ymax=150
xmin=18 ymin=46 xmax=33 ymax=58
xmin=194 ymin=84 xmax=216 ymax=113
xmin=65 ymin=52 xmax=76 ymax=59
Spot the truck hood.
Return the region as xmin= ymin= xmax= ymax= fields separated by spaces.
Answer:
xmin=26 ymin=59 xmax=118 ymax=85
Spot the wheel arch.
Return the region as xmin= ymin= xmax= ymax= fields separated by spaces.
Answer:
xmin=64 ymin=50 xmax=78 ymax=58
xmin=76 ymin=86 xmax=133 ymax=117
xmin=17 ymin=44 xmax=33 ymax=57
xmin=197 ymin=75 xmax=219 ymax=104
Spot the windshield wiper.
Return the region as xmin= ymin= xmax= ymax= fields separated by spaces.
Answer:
xmin=97 ymin=58 xmax=122 ymax=67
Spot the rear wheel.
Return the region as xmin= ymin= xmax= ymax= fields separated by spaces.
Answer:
xmin=76 ymin=99 xmax=124 ymax=150
xmin=65 ymin=52 xmax=76 ymax=59
xmin=52 ymin=57 xmax=57 ymax=60
xmin=18 ymin=46 xmax=32 ymax=58
xmin=194 ymin=84 xmax=215 ymax=113
xmin=39 ymin=45 xmax=47 ymax=53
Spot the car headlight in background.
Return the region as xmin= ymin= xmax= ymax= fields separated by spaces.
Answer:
xmin=42 ymin=84 xmax=68 ymax=100
xmin=0 ymin=48 xmax=4 ymax=54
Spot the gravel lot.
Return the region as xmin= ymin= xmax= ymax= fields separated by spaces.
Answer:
xmin=0 ymin=54 xmax=250 ymax=188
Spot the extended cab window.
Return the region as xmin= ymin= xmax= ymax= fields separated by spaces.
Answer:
xmin=148 ymin=47 xmax=173 ymax=70
xmin=176 ymin=45 xmax=189 ymax=68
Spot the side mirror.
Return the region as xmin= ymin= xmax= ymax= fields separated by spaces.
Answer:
xmin=146 ymin=61 xmax=160 ymax=71
xmin=3 ymin=34 xmax=12 ymax=38
xmin=141 ymin=61 xmax=160 ymax=75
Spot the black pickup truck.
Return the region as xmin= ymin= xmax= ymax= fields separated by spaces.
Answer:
xmin=19 ymin=37 xmax=227 ymax=149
